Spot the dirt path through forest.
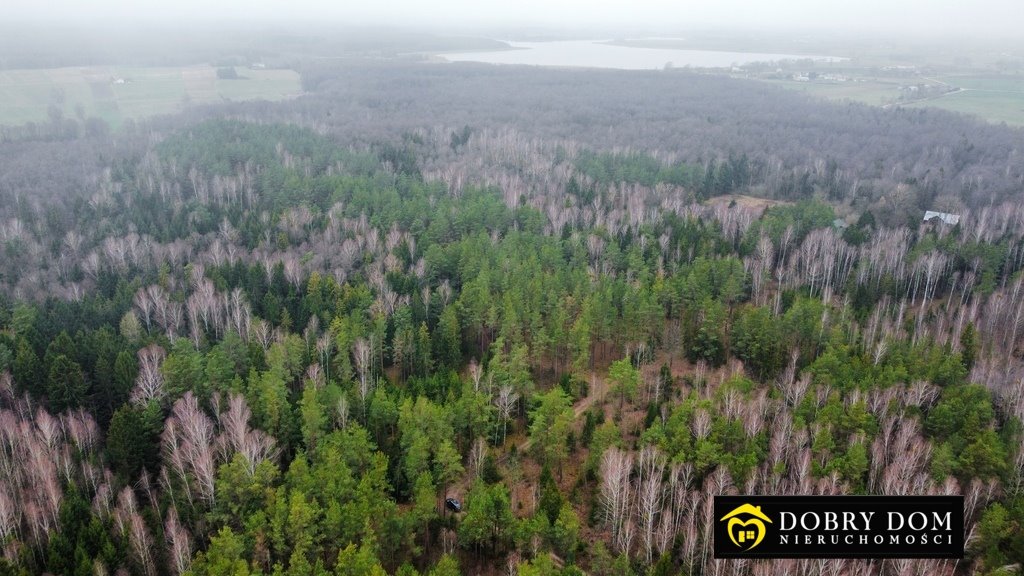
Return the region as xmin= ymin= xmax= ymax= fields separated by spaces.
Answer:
xmin=447 ymin=370 xmax=609 ymax=503
xmin=518 ymin=371 xmax=607 ymax=453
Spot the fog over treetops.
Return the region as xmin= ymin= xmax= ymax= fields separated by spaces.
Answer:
xmin=0 ymin=3 xmax=1022 ymax=576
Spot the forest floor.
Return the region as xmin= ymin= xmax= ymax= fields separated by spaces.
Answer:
xmin=445 ymin=369 xmax=610 ymax=510
xmin=449 ymin=350 xmax=736 ymax=573
xmin=518 ymin=371 xmax=608 ymax=454
xmin=705 ymin=194 xmax=791 ymax=211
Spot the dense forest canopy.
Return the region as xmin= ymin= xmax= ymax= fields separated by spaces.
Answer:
xmin=0 ymin=53 xmax=1023 ymax=576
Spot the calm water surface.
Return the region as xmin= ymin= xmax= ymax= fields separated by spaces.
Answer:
xmin=444 ymin=40 xmax=844 ymax=70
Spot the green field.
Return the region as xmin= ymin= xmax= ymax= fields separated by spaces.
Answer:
xmin=0 ymin=66 xmax=301 ymax=127
xmin=761 ymin=78 xmax=906 ymax=106
xmin=904 ymin=89 xmax=1024 ymax=125
xmin=760 ymin=73 xmax=1024 ymax=126
xmin=903 ymin=75 xmax=1024 ymax=125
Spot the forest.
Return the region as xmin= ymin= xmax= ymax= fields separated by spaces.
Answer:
xmin=0 ymin=51 xmax=1023 ymax=576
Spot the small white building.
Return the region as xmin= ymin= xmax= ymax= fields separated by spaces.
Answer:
xmin=923 ymin=211 xmax=960 ymax=225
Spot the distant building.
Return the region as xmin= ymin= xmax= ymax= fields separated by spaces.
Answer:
xmin=923 ymin=211 xmax=960 ymax=226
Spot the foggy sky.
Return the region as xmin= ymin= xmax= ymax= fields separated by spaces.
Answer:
xmin=10 ymin=0 xmax=1023 ymax=39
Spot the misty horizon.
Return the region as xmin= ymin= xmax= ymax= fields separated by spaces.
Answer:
xmin=0 ymin=0 xmax=1023 ymax=574
xmin=4 ymin=0 xmax=1024 ymax=44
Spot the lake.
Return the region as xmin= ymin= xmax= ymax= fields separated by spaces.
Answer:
xmin=444 ymin=40 xmax=844 ymax=70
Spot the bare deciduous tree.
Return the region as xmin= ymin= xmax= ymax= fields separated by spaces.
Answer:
xmin=130 ymin=344 xmax=167 ymax=407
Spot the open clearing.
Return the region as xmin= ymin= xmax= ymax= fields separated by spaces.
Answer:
xmin=0 ymin=65 xmax=301 ymax=127
xmin=705 ymin=194 xmax=792 ymax=211
xmin=761 ymin=77 xmax=907 ymax=106
xmin=903 ymin=75 xmax=1024 ymax=125
xmin=761 ymin=73 xmax=1024 ymax=126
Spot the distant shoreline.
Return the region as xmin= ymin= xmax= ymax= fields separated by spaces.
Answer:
xmin=442 ymin=38 xmax=847 ymax=70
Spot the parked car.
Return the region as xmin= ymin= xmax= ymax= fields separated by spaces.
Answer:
xmin=444 ymin=497 xmax=462 ymax=513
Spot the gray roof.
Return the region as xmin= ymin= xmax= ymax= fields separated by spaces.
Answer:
xmin=923 ymin=211 xmax=960 ymax=225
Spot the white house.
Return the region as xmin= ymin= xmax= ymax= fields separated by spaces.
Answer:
xmin=923 ymin=211 xmax=960 ymax=225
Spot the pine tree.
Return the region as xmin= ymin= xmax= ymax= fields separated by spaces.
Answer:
xmin=107 ymin=405 xmax=159 ymax=481
xmin=432 ymin=307 xmax=461 ymax=370
xmin=47 ymin=354 xmax=87 ymax=412
xmin=12 ymin=338 xmax=43 ymax=396
xmin=960 ymin=322 xmax=978 ymax=372
xmin=529 ymin=388 xmax=573 ymax=471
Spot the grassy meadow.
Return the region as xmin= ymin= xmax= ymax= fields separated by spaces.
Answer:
xmin=761 ymin=73 xmax=1024 ymax=125
xmin=0 ymin=65 xmax=301 ymax=127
